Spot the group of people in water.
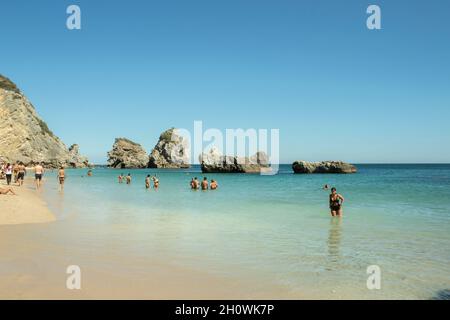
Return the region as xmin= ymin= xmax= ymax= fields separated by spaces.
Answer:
xmin=116 ymin=173 xmax=218 ymax=191
xmin=118 ymin=173 xmax=160 ymax=189
xmin=190 ymin=177 xmax=218 ymax=190
xmin=1 ymin=162 xmax=344 ymax=217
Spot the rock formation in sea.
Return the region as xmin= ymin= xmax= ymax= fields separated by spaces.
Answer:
xmin=148 ymin=128 xmax=190 ymax=168
xmin=107 ymin=138 xmax=149 ymax=168
xmin=292 ymin=161 xmax=357 ymax=174
xmin=200 ymin=147 xmax=270 ymax=173
xmin=0 ymin=74 xmax=88 ymax=168
xmin=68 ymin=144 xmax=90 ymax=168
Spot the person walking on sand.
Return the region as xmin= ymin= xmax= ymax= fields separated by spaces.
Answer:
xmin=126 ymin=173 xmax=132 ymax=185
xmin=58 ymin=167 xmax=65 ymax=191
xmin=34 ymin=163 xmax=44 ymax=189
xmin=0 ymin=186 xmax=16 ymax=195
xmin=17 ymin=162 xmax=26 ymax=186
xmin=5 ymin=163 xmax=13 ymax=186
xmin=201 ymin=177 xmax=209 ymax=190
xmin=329 ymin=187 xmax=345 ymax=217
xmin=210 ymin=179 xmax=218 ymax=190
xmin=145 ymin=175 xmax=151 ymax=189
xmin=13 ymin=163 xmax=19 ymax=183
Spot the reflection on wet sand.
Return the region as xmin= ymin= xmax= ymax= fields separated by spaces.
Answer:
xmin=326 ymin=218 xmax=342 ymax=267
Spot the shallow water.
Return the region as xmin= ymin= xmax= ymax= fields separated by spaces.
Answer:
xmin=1 ymin=164 xmax=450 ymax=299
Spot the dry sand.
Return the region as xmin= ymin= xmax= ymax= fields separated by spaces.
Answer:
xmin=0 ymin=179 xmax=55 ymax=225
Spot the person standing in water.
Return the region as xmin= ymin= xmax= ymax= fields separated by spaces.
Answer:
xmin=126 ymin=173 xmax=132 ymax=185
xmin=152 ymin=176 xmax=159 ymax=189
xmin=145 ymin=175 xmax=151 ymax=189
xmin=58 ymin=167 xmax=65 ymax=191
xmin=34 ymin=163 xmax=44 ymax=189
xmin=201 ymin=177 xmax=209 ymax=190
xmin=329 ymin=187 xmax=344 ymax=217
xmin=210 ymin=179 xmax=218 ymax=190
xmin=118 ymin=174 xmax=124 ymax=184
xmin=192 ymin=177 xmax=200 ymax=190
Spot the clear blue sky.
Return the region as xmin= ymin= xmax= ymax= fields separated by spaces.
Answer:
xmin=1 ymin=0 xmax=449 ymax=164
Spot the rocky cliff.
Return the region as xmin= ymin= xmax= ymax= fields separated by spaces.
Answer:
xmin=0 ymin=75 xmax=88 ymax=167
xmin=200 ymin=147 xmax=270 ymax=173
xmin=107 ymin=138 xmax=149 ymax=168
xmin=148 ymin=128 xmax=190 ymax=168
xmin=292 ymin=161 xmax=357 ymax=174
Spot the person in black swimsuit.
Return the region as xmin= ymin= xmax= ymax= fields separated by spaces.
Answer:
xmin=329 ymin=187 xmax=344 ymax=217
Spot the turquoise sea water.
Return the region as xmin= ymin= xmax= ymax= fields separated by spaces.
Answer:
xmin=6 ymin=164 xmax=450 ymax=299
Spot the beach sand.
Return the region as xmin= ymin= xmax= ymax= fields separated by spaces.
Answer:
xmin=0 ymin=178 xmax=55 ymax=225
xmin=0 ymin=177 xmax=299 ymax=299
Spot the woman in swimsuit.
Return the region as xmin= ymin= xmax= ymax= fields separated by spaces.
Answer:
xmin=152 ymin=176 xmax=159 ymax=189
xmin=145 ymin=175 xmax=151 ymax=189
xmin=58 ymin=167 xmax=65 ymax=191
xmin=329 ymin=187 xmax=344 ymax=217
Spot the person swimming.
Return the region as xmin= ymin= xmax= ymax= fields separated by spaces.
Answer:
xmin=210 ymin=179 xmax=218 ymax=190
xmin=323 ymin=184 xmax=330 ymax=190
xmin=201 ymin=177 xmax=209 ymax=190
xmin=87 ymin=170 xmax=93 ymax=177
xmin=145 ymin=175 xmax=151 ymax=189
xmin=329 ymin=187 xmax=344 ymax=217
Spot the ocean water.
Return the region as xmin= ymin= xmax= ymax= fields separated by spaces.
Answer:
xmin=4 ymin=164 xmax=450 ymax=299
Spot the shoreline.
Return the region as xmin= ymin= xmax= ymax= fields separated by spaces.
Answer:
xmin=0 ymin=177 xmax=55 ymax=225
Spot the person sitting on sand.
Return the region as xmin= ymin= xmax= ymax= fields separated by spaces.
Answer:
xmin=329 ymin=187 xmax=344 ymax=217
xmin=34 ymin=163 xmax=44 ymax=189
xmin=118 ymin=174 xmax=124 ymax=184
xmin=152 ymin=176 xmax=159 ymax=189
xmin=58 ymin=167 xmax=65 ymax=191
xmin=0 ymin=187 xmax=16 ymax=195
xmin=145 ymin=175 xmax=151 ymax=189
xmin=126 ymin=173 xmax=131 ymax=185
xmin=17 ymin=162 xmax=26 ymax=187
xmin=201 ymin=177 xmax=209 ymax=190
xmin=210 ymin=179 xmax=218 ymax=190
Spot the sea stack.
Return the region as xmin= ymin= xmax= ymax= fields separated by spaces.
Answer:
xmin=200 ymin=147 xmax=270 ymax=173
xmin=107 ymin=138 xmax=149 ymax=168
xmin=0 ymin=74 xmax=88 ymax=167
xmin=148 ymin=128 xmax=190 ymax=168
xmin=292 ymin=161 xmax=357 ymax=174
